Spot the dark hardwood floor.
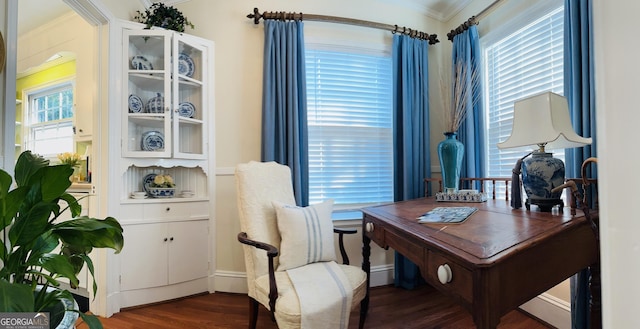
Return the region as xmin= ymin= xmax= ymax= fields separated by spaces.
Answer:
xmin=78 ymin=284 xmax=553 ymax=329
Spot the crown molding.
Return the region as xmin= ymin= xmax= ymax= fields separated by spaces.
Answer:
xmin=384 ymin=0 xmax=472 ymax=22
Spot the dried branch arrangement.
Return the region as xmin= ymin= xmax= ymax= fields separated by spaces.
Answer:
xmin=441 ymin=59 xmax=480 ymax=133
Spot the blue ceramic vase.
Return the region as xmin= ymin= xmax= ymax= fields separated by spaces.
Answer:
xmin=438 ymin=132 xmax=464 ymax=192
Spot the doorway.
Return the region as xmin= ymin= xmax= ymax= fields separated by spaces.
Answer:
xmin=5 ymin=0 xmax=112 ymax=316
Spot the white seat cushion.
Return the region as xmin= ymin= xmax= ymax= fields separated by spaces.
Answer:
xmin=253 ymin=263 xmax=367 ymax=328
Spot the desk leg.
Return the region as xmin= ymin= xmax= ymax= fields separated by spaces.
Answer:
xmin=359 ymin=233 xmax=371 ymax=329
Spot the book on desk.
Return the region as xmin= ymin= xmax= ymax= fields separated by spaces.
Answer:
xmin=417 ymin=206 xmax=478 ymax=224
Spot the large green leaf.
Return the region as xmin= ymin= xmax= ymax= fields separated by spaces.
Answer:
xmin=80 ymin=254 xmax=98 ymax=297
xmin=30 ymin=233 xmax=59 ymax=257
xmin=0 ymin=280 xmax=34 ymax=312
xmin=14 ymin=151 xmax=49 ymax=188
xmin=38 ymin=166 xmax=72 ymax=203
xmin=58 ymin=193 xmax=81 ymax=218
xmin=0 ymin=169 xmax=12 ymax=233
xmin=53 ymin=217 xmax=124 ymax=253
xmin=79 ymin=312 xmax=104 ymax=329
xmin=9 ymin=202 xmax=54 ymax=246
xmin=0 ymin=186 xmax=29 ymax=230
xmin=0 ymin=169 xmax=12 ymax=195
xmin=39 ymin=254 xmax=80 ymax=288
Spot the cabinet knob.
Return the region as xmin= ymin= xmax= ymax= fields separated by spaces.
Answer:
xmin=166 ymin=207 xmax=170 ymax=212
xmin=365 ymin=222 xmax=374 ymax=233
xmin=164 ymin=238 xmax=168 ymax=242
xmin=437 ymin=264 xmax=452 ymax=284
xmin=170 ymin=237 xmax=174 ymax=241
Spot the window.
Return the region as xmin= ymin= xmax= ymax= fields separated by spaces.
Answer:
xmin=483 ymin=5 xmax=564 ymax=182
xmin=305 ymin=48 xmax=393 ymax=209
xmin=24 ymin=82 xmax=75 ymax=157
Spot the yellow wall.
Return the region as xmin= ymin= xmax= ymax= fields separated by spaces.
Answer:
xmin=16 ymin=60 xmax=76 ymax=92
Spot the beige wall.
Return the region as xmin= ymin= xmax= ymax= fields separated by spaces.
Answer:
xmin=173 ymin=0 xmax=571 ymax=306
xmin=170 ymin=0 xmax=443 ymax=283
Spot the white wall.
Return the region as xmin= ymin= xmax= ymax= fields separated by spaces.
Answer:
xmin=592 ymin=1 xmax=640 ymax=328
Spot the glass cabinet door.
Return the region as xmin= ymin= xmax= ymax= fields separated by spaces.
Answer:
xmin=123 ymin=29 xmax=172 ymax=158
xmin=172 ymin=34 xmax=207 ymax=159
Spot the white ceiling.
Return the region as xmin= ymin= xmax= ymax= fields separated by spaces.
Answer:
xmin=17 ymin=0 xmax=73 ymax=36
xmin=17 ymin=0 xmax=471 ymax=36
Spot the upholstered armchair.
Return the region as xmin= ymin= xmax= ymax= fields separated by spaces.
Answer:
xmin=235 ymin=161 xmax=367 ymax=329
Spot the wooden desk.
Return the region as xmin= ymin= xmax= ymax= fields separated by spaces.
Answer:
xmin=360 ymin=198 xmax=599 ymax=329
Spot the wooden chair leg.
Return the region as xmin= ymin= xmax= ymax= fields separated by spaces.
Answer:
xmin=249 ymin=297 xmax=259 ymax=329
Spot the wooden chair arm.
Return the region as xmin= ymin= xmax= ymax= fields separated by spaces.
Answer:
xmin=333 ymin=227 xmax=357 ymax=265
xmin=237 ymin=232 xmax=278 ymax=320
xmin=237 ymin=232 xmax=279 ymax=257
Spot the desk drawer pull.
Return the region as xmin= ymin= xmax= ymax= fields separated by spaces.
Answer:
xmin=437 ymin=264 xmax=452 ymax=284
xmin=365 ymin=222 xmax=374 ymax=233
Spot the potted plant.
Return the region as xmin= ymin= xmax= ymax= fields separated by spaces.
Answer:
xmin=134 ymin=2 xmax=195 ymax=33
xmin=146 ymin=174 xmax=176 ymax=198
xmin=0 ymin=151 xmax=124 ymax=329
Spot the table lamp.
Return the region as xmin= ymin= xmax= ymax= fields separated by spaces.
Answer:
xmin=497 ymin=92 xmax=592 ymax=211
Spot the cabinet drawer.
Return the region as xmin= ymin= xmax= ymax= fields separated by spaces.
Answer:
xmin=427 ymin=250 xmax=473 ymax=304
xmin=118 ymin=204 xmax=144 ymax=220
xmin=144 ymin=202 xmax=194 ymax=220
xmin=119 ymin=201 xmax=209 ymax=222
xmin=386 ymin=230 xmax=425 ymax=267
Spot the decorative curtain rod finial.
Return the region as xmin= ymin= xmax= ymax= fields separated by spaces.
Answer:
xmin=247 ymin=7 xmax=263 ymax=24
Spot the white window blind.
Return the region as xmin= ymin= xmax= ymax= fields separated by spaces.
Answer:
xmin=484 ymin=6 xmax=564 ymax=179
xmin=306 ymin=48 xmax=393 ymax=208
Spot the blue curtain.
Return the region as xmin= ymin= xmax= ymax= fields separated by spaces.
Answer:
xmin=451 ymin=25 xmax=485 ymax=184
xmin=261 ymin=20 xmax=309 ymax=206
xmin=391 ymin=34 xmax=431 ymax=289
xmin=564 ymin=1 xmax=596 ymax=328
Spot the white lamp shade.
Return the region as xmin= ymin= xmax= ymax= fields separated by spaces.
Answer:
xmin=497 ymin=92 xmax=592 ymax=150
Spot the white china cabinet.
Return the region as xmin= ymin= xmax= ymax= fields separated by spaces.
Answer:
xmin=116 ymin=26 xmax=214 ymax=308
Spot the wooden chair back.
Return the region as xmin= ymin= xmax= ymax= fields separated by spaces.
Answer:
xmin=424 ymin=177 xmax=513 ymax=200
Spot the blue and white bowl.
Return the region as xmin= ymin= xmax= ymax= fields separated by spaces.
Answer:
xmin=147 ymin=187 xmax=175 ymax=198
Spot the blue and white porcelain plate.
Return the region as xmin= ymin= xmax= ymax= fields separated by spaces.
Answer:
xmin=178 ymin=53 xmax=195 ymax=77
xmin=178 ymin=102 xmax=196 ymax=118
xmin=128 ymin=94 xmax=143 ymax=113
xmin=142 ymin=173 xmax=157 ymax=193
xmin=131 ymin=55 xmax=153 ymax=70
xmin=141 ymin=131 xmax=164 ymax=151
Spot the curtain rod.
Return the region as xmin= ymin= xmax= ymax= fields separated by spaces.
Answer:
xmin=447 ymin=0 xmax=504 ymax=41
xmin=247 ymin=8 xmax=440 ymax=45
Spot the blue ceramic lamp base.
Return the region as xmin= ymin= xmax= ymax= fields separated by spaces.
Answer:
xmin=522 ymin=151 xmax=565 ymax=212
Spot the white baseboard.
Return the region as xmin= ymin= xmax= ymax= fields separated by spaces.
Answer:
xmin=519 ymin=293 xmax=571 ymax=329
xmin=213 ymin=270 xmax=248 ymax=293
xmin=214 ymin=264 xmax=395 ymax=294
